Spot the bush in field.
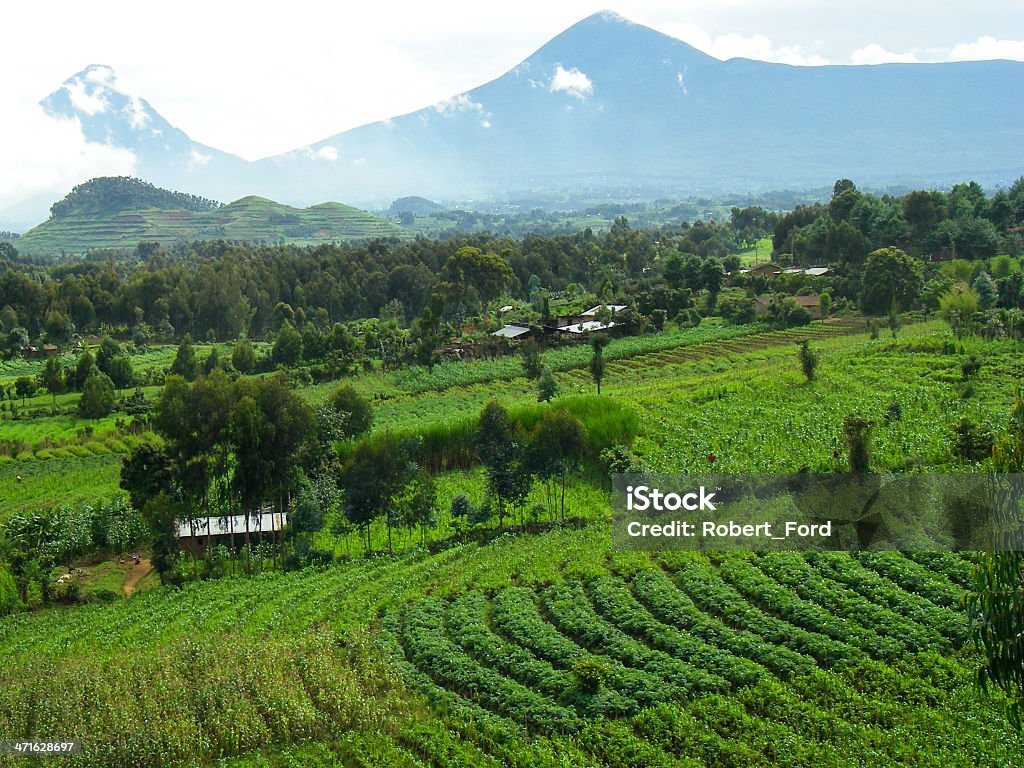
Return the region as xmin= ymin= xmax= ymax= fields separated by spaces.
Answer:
xmin=843 ymin=415 xmax=874 ymax=472
xmin=537 ymin=367 xmax=558 ymax=402
xmin=520 ymin=338 xmax=543 ymax=380
xmin=953 ymin=418 xmax=993 ymax=463
xmin=961 ymin=354 xmax=982 ymax=379
xmin=798 ymin=340 xmax=818 ymax=382
xmin=328 ymin=383 xmax=373 ymax=438
xmin=572 ymin=657 xmax=610 ymax=693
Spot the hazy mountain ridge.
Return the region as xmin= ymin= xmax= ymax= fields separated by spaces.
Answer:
xmin=17 ymin=10 xmax=1024 ymax=228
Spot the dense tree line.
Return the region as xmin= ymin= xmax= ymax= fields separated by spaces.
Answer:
xmin=1 ymin=179 xmax=1022 ymax=360
xmin=49 ymin=176 xmax=221 ymax=219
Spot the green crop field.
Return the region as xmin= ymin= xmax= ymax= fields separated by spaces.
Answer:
xmin=2 ymin=319 xmax=1023 ymax=767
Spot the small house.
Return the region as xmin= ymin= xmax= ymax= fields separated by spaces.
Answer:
xmin=176 ymin=508 xmax=286 ymax=557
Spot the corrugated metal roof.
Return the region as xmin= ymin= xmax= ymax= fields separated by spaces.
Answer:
xmin=492 ymin=324 xmax=531 ymax=338
xmin=176 ymin=512 xmax=287 ymax=539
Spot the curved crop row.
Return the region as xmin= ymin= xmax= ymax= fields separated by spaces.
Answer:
xmin=853 ymin=552 xmax=964 ymax=608
xmin=805 ymin=553 xmax=968 ymax=644
xmin=585 ymin=576 xmax=764 ymax=687
xmin=541 ymin=581 xmax=729 ymax=698
xmin=754 ymin=553 xmax=943 ymax=652
xmin=401 ymin=598 xmax=582 ymax=733
xmin=490 ymin=587 xmax=672 ymax=709
xmin=445 ymin=592 xmax=635 ymax=718
xmin=716 ymin=557 xmax=905 ymax=660
xmin=901 ymin=551 xmax=975 ymax=588
xmin=629 ymin=569 xmax=815 ymax=679
xmin=669 ymin=562 xmax=861 ymax=667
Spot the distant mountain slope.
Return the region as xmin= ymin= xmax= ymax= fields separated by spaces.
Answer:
xmin=15 ymin=179 xmax=408 ymax=257
xmin=25 ymin=11 xmax=1024 ymax=216
xmin=41 ymin=65 xmax=252 ymax=197
xmin=261 ymin=11 xmax=1024 ymax=201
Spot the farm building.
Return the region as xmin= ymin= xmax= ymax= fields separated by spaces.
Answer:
xmin=740 ymin=263 xmax=783 ymax=277
xmin=492 ymin=323 xmax=532 ymax=340
xmin=176 ymin=508 xmax=286 ymax=557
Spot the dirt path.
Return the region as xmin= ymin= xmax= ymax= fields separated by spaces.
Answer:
xmin=123 ymin=558 xmax=152 ymax=596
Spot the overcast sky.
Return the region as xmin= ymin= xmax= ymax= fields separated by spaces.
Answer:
xmin=2 ymin=1 xmax=1022 ymax=211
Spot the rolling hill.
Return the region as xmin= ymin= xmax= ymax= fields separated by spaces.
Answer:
xmin=14 ymin=177 xmax=409 ymax=257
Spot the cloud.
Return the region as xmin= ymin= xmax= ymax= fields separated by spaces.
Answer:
xmin=0 ymin=103 xmax=137 ymax=215
xmin=432 ymin=93 xmax=491 ymax=127
xmin=659 ymin=22 xmax=828 ymax=66
xmin=433 ymin=93 xmax=485 ymax=115
xmin=315 ymin=145 xmax=338 ymax=161
xmin=850 ymin=44 xmax=918 ymax=65
xmin=948 ymin=36 xmax=1024 ymax=61
xmin=64 ymin=79 xmax=108 ymax=115
xmin=83 ymin=65 xmax=116 ymax=86
xmin=124 ymin=95 xmax=150 ymax=129
xmin=549 ymin=65 xmax=593 ymax=99
xmin=188 ymin=148 xmax=211 ymax=168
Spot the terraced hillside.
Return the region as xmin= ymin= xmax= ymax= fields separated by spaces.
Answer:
xmin=15 ymin=195 xmax=408 ymax=257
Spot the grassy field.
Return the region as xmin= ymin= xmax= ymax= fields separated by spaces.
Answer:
xmin=1 ymin=321 xmax=1021 ymax=766
xmin=733 ymin=237 xmax=774 ymax=265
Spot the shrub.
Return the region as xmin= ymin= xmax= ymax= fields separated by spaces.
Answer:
xmin=572 ymin=657 xmax=611 ymax=693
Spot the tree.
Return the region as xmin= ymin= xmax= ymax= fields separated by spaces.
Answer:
xmin=78 ymin=369 xmax=115 ymax=418
xmin=589 ymin=333 xmax=609 ymax=395
xmin=967 ymin=392 xmax=1024 ymax=729
xmin=473 ymin=401 xmax=528 ymax=527
xmin=526 ymin=409 xmax=586 ymax=520
xmin=819 ymin=292 xmax=832 ymax=323
xmin=41 ymin=356 xmax=65 ymax=406
xmin=860 ymin=247 xmax=923 ymax=314
xmin=537 ymin=367 xmax=558 ymax=402
xmin=700 ymin=257 xmax=726 ymax=307
xmin=120 ymin=442 xmax=174 ymax=514
xmin=170 ymin=333 xmax=197 ymax=380
xmin=396 ymin=468 xmax=438 ymax=545
xmin=14 ymin=376 xmax=36 ymax=406
xmin=272 ymin=320 xmax=303 ymax=366
xmin=341 ymin=433 xmax=412 ymax=551
xmin=973 ymin=271 xmax=998 ymax=310
xmin=73 ymin=350 xmax=95 ymax=391
xmin=439 ymin=246 xmax=514 ymax=312
xmin=520 ymin=337 xmax=542 ymax=380
xmin=798 ymin=341 xmax=819 ymax=382
xmin=107 ymin=355 xmax=134 ymax=391
xmin=329 ymin=383 xmax=373 ymax=438
xmin=232 ymin=337 xmax=256 ymax=374
xmin=202 ymin=346 xmax=223 ymax=376
xmin=95 ymin=336 xmax=122 ymax=377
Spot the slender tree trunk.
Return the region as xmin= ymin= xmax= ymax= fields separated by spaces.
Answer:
xmin=561 ymin=471 xmax=567 ymax=521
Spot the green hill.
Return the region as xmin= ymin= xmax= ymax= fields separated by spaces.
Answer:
xmin=15 ymin=178 xmax=409 ymax=257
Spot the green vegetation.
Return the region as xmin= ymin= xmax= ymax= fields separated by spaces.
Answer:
xmin=2 ymin=178 xmax=1024 ymax=766
xmin=15 ymin=179 xmax=408 ymax=257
